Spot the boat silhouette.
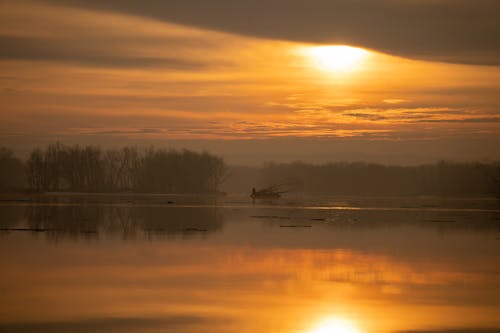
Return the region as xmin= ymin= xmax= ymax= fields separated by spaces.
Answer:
xmin=250 ymin=186 xmax=285 ymax=199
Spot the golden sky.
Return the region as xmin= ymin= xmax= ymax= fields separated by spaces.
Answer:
xmin=1 ymin=0 xmax=500 ymax=163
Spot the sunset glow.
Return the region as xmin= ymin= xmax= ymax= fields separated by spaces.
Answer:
xmin=0 ymin=0 xmax=500 ymax=164
xmin=1 ymin=2 xmax=500 ymax=333
xmin=307 ymin=46 xmax=369 ymax=72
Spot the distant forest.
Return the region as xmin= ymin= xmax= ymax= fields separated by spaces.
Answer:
xmin=1 ymin=144 xmax=500 ymax=197
xmin=226 ymin=162 xmax=500 ymax=197
xmin=0 ymin=144 xmax=227 ymax=194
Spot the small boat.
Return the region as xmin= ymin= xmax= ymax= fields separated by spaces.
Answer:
xmin=250 ymin=187 xmax=282 ymax=199
xmin=250 ymin=179 xmax=299 ymax=200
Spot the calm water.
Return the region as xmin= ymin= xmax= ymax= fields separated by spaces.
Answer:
xmin=1 ymin=195 xmax=499 ymax=333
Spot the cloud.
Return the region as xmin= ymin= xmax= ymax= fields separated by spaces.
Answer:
xmin=383 ymin=99 xmax=408 ymax=105
xmin=343 ymin=112 xmax=387 ymax=121
xmin=0 ymin=36 xmax=213 ymax=69
xmin=0 ymin=316 xmax=227 ymax=333
xmin=396 ymin=329 xmax=500 ymax=333
xmin=43 ymin=0 xmax=500 ymax=66
xmin=418 ymin=117 xmax=500 ymax=123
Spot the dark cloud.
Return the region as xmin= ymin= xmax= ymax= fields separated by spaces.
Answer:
xmin=418 ymin=117 xmax=500 ymax=123
xmin=0 ymin=316 xmax=227 ymax=333
xmin=397 ymin=329 xmax=500 ymax=333
xmin=0 ymin=36 xmax=211 ymax=69
xmin=43 ymin=0 xmax=500 ymax=65
xmin=343 ymin=112 xmax=387 ymax=121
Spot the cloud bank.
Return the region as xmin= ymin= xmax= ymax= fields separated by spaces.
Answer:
xmin=44 ymin=0 xmax=500 ymax=65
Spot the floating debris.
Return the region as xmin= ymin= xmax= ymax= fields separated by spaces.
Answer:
xmin=184 ymin=227 xmax=208 ymax=232
xmin=251 ymin=215 xmax=291 ymax=220
xmin=0 ymin=198 xmax=32 ymax=202
xmin=81 ymin=230 xmax=98 ymax=234
xmin=0 ymin=228 xmax=60 ymax=232
xmin=424 ymin=219 xmax=456 ymax=223
xmin=279 ymin=225 xmax=312 ymax=228
xmin=144 ymin=227 xmax=208 ymax=233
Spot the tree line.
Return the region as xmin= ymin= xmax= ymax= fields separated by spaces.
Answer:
xmin=258 ymin=161 xmax=500 ymax=197
xmin=0 ymin=143 xmax=227 ymax=193
xmin=1 ymin=144 xmax=500 ymax=197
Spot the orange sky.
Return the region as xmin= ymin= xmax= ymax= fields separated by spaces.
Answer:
xmin=1 ymin=0 xmax=500 ymax=164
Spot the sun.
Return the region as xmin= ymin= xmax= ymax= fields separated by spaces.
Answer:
xmin=308 ymin=45 xmax=368 ymax=72
xmin=308 ymin=318 xmax=362 ymax=333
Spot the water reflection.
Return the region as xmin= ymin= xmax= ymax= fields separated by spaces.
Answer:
xmin=0 ymin=198 xmax=499 ymax=242
xmin=0 ymin=204 xmax=224 ymax=241
xmin=308 ymin=318 xmax=362 ymax=333
xmin=0 ymin=196 xmax=499 ymax=333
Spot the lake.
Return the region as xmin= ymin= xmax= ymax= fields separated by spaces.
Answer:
xmin=1 ymin=194 xmax=499 ymax=333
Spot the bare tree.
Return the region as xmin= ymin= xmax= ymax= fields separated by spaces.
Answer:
xmin=26 ymin=148 xmax=46 ymax=192
xmin=0 ymin=147 xmax=25 ymax=191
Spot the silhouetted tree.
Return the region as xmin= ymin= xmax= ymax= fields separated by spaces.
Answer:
xmin=491 ymin=163 xmax=500 ymax=198
xmin=6 ymin=142 xmax=500 ymax=197
xmin=135 ymin=148 xmax=227 ymax=193
xmin=0 ymin=147 xmax=25 ymax=191
xmin=26 ymin=148 xmax=46 ymax=192
xmin=102 ymin=146 xmax=141 ymax=191
xmin=22 ymin=144 xmax=227 ymax=194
